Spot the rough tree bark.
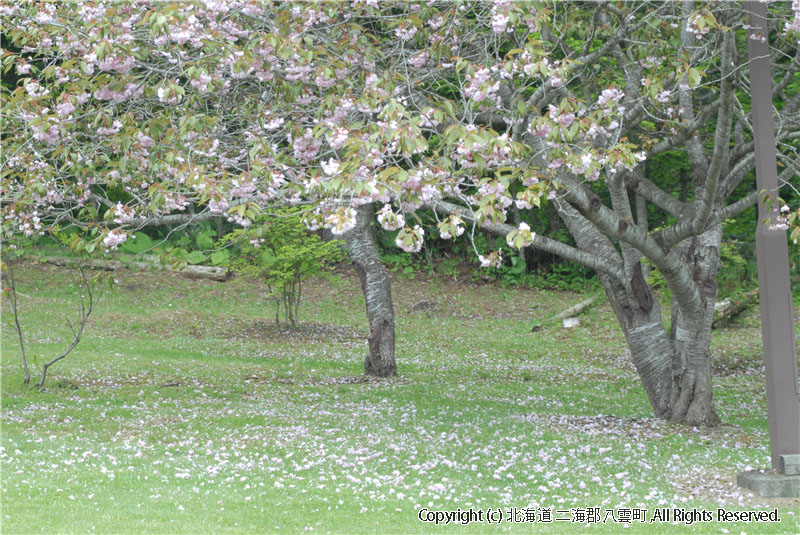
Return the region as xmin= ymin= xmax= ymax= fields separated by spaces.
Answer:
xmin=343 ymin=204 xmax=397 ymax=377
xmin=556 ymin=197 xmax=722 ymax=426
xmin=611 ymin=230 xmax=722 ymax=426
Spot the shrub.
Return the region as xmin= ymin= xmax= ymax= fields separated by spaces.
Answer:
xmin=219 ymin=208 xmax=343 ymax=327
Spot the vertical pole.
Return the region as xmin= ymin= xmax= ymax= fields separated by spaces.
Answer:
xmin=745 ymin=1 xmax=800 ymax=471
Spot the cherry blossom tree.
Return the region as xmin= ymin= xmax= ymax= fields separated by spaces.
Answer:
xmin=2 ymin=1 xmax=799 ymax=424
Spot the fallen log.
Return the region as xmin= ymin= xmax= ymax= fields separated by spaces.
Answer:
xmin=35 ymin=256 xmax=126 ymax=271
xmin=550 ymin=294 xmax=599 ymax=322
xmin=34 ymin=255 xmax=229 ymax=282
xmin=712 ymin=288 xmax=759 ymax=328
xmin=531 ymin=294 xmax=599 ymax=332
xmin=178 ymin=264 xmax=229 ymax=282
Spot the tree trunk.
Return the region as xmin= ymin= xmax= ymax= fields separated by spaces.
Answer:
xmin=597 ymin=258 xmax=719 ymax=426
xmin=634 ymin=191 xmax=649 ymax=279
xmin=666 ymin=226 xmax=722 ymax=425
xmin=343 ymin=204 xmax=397 ymax=377
xmin=612 ymin=227 xmax=722 ymax=426
xmin=555 ymin=200 xmax=720 ymax=425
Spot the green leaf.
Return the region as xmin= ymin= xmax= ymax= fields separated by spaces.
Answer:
xmin=120 ymin=233 xmax=154 ymax=254
xmin=185 ymin=251 xmax=207 ymax=265
xmin=688 ymin=67 xmax=701 ymax=88
xmin=209 ymin=250 xmax=230 ymax=266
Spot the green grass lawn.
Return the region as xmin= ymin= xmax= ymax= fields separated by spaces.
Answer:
xmin=1 ymin=261 xmax=798 ymax=534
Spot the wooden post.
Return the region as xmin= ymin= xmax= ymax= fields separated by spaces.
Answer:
xmin=745 ymin=1 xmax=800 ymax=472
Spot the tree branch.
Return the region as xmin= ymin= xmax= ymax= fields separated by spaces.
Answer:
xmin=655 ymin=32 xmax=735 ymax=249
xmin=5 ymin=261 xmax=30 ymax=384
xmin=426 ymin=199 xmax=625 ymax=281
xmin=623 ymin=171 xmax=686 ymax=217
xmin=558 ymin=180 xmax=703 ymax=317
xmin=710 ymin=190 xmax=759 ymax=225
